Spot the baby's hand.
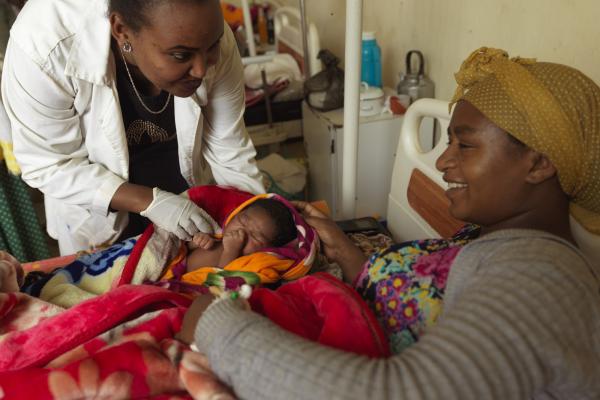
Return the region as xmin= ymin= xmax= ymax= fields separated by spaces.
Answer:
xmin=190 ymin=232 xmax=216 ymax=250
xmin=0 ymin=251 xmax=23 ymax=293
xmin=222 ymin=229 xmax=246 ymax=253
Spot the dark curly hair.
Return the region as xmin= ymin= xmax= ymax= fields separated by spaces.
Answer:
xmin=247 ymin=199 xmax=297 ymax=248
xmin=108 ymin=0 xmax=213 ymax=32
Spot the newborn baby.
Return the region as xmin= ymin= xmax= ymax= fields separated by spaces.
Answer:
xmin=186 ymin=198 xmax=297 ymax=271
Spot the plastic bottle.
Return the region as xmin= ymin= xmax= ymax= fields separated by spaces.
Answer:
xmin=257 ymin=5 xmax=268 ymax=45
xmin=361 ymin=31 xmax=382 ymax=88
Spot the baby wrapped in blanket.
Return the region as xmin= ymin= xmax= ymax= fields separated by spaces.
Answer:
xmin=188 ymin=198 xmax=297 ymax=269
xmin=161 ymin=187 xmax=317 ymax=290
xmin=21 ymin=186 xmax=318 ymax=307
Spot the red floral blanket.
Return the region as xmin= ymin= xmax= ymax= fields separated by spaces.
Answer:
xmin=1 ymin=277 xmax=388 ymax=398
xmin=0 ymin=285 xmax=233 ymax=398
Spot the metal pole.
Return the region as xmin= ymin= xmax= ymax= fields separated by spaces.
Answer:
xmin=298 ymin=0 xmax=310 ymax=78
xmin=261 ymin=68 xmax=273 ymax=128
xmin=240 ymin=0 xmax=257 ymax=57
xmin=341 ymin=0 xmax=363 ymax=219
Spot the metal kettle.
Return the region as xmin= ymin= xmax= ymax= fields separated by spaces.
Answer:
xmin=397 ymin=50 xmax=435 ymax=103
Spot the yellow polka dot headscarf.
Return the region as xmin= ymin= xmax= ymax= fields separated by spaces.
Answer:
xmin=450 ymin=47 xmax=600 ymax=234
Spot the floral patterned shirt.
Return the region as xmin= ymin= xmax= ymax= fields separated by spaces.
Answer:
xmin=353 ymin=225 xmax=480 ymax=354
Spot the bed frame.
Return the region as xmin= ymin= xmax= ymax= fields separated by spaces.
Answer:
xmin=240 ymin=6 xmax=321 ymax=77
xmin=273 ymin=6 xmax=321 ymax=77
xmin=386 ymin=99 xmax=458 ymax=242
xmin=242 ymin=5 xmax=321 ymax=148
xmin=386 ymin=98 xmax=600 ymax=265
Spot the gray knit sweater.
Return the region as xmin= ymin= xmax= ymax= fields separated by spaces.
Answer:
xmin=196 ymin=229 xmax=600 ymax=399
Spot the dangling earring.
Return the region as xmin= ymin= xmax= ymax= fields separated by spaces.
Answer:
xmin=122 ymin=41 xmax=132 ymax=53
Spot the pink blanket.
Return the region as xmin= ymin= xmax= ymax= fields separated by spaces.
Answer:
xmin=0 ymin=275 xmax=389 ymax=398
xmin=0 ymin=285 xmax=234 ymax=399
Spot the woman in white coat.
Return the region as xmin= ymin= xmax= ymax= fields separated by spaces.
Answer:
xmin=1 ymin=0 xmax=265 ymax=255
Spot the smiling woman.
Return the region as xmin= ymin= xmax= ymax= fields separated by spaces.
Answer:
xmin=438 ymin=100 xmax=569 ymax=236
xmin=1 ymin=0 xmax=265 ymax=255
xmin=180 ymin=47 xmax=600 ymax=399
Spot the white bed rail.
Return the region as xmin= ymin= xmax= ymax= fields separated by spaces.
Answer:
xmin=273 ymin=6 xmax=321 ymax=76
xmin=386 ymin=98 xmax=451 ymax=242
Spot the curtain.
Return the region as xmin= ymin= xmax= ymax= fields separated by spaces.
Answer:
xmin=0 ymin=1 xmax=50 ymax=262
xmin=0 ymin=163 xmax=51 ymax=262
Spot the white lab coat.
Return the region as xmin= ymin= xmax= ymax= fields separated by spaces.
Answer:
xmin=1 ymin=0 xmax=264 ymax=255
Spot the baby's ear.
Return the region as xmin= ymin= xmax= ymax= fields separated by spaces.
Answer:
xmin=525 ymin=152 xmax=556 ymax=184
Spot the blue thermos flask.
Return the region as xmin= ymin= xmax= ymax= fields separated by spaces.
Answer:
xmin=361 ymin=31 xmax=382 ymax=87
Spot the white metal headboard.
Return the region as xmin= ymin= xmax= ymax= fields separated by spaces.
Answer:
xmin=273 ymin=7 xmax=321 ymax=76
xmin=386 ymin=99 xmax=452 ymax=242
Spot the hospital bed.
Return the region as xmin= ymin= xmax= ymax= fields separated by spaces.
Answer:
xmin=242 ymin=5 xmax=321 ymax=147
xmin=13 ymin=98 xmax=600 ymax=399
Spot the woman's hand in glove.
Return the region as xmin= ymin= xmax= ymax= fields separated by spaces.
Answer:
xmin=140 ymin=188 xmax=221 ymax=240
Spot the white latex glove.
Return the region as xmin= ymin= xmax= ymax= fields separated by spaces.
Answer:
xmin=140 ymin=187 xmax=221 ymax=240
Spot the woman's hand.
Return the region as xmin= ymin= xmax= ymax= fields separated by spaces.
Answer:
xmin=0 ymin=251 xmax=24 ymax=293
xmin=141 ymin=187 xmax=221 ymax=240
xmin=176 ymin=293 xmax=215 ymax=345
xmin=293 ymin=201 xmax=368 ymax=283
xmin=111 ymin=184 xmax=222 ymax=240
xmin=293 ymin=201 xmax=356 ymax=262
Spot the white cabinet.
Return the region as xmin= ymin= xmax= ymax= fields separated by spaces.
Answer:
xmin=302 ymin=102 xmax=403 ymax=219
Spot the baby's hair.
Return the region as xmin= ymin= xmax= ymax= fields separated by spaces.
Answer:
xmin=247 ymin=199 xmax=297 ymax=247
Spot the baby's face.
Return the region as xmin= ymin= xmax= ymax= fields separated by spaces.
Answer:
xmin=224 ymin=207 xmax=277 ymax=255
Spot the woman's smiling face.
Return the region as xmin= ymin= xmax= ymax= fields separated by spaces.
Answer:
xmin=113 ymin=0 xmax=224 ymax=98
xmin=435 ymin=100 xmax=534 ymax=227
